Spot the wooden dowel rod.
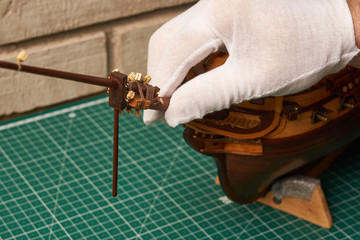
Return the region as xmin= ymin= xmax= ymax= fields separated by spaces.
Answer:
xmin=0 ymin=60 xmax=118 ymax=88
xmin=112 ymin=109 xmax=119 ymax=197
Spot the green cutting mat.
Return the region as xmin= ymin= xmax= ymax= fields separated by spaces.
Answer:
xmin=1 ymin=95 xmax=359 ymax=240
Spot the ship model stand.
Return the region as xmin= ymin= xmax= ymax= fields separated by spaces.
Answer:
xmin=183 ymin=52 xmax=360 ymax=228
xmin=1 ymin=51 xmax=360 ymax=229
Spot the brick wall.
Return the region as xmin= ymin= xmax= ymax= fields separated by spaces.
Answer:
xmin=0 ymin=0 xmax=196 ymax=116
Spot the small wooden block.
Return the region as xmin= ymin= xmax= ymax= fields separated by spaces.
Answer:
xmin=257 ymin=185 xmax=332 ymax=228
xmin=215 ymin=176 xmax=333 ymax=228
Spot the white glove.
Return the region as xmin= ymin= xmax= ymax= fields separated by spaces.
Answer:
xmin=144 ymin=0 xmax=359 ymax=127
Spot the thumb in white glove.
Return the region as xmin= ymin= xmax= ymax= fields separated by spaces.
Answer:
xmin=144 ymin=0 xmax=359 ymax=127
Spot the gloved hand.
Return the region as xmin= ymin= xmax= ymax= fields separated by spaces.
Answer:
xmin=144 ymin=0 xmax=359 ymax=127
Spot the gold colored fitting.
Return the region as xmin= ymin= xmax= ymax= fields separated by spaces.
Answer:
xmin=126 ymin=108 xmax=132 ymax=114
xmin=348 ymin=82 xmax=354 ymax=90
xmin=126 ymin=90 xmax=135 ymax=101
xmin=128 ymin=72 xmax=136 ymax=81
xmin=159 ymin=97 xmax=164 ymax=105
xmin=355 ymin=78 xmax=360 ymax=85
xmin=112 ymin=68 xmax=120 ymax=73
xmin=344 ymin=103 xmax=355 ymax=109
xmin=16 ymin=50 xmax=28 ymax=62
xmin=342 ymin=86 xmax=348 ymax=93
xmin=315 ymin=114 xmax=328 ymax=122
xmin=135 ymin=72 xmax=142 ymax=82
xmin=107 ymin=88 xmax=110 ymax=94
xmin=143 ymin=75 xmax=151 ymax=84
xmin=134 ymin=109 xmax=141 ymax=117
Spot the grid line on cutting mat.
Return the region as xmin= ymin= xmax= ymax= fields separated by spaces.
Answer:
xmin=1 ymin=95 xmax=359 ymax=240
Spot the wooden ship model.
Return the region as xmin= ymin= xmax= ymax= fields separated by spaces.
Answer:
xmin=182 ymin=52 xmax=360 ymax=204
xmin=1 ymin=51 xmax=359 ymax=227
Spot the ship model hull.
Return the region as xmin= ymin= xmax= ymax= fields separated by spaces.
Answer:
xmin=182 ymin=53 xmax=360 ymax=204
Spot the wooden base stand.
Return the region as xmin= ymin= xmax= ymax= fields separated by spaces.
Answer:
xmin=215 ymin=176 xmax=333 ymax=228
xmin=213 ymin=147 xmax=351 ymax=228
xmin=257 ymin=185 xmax=332 ymax=228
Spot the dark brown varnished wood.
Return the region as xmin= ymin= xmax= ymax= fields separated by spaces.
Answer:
xmin=0 ymin=59 xmax=170 ymax=197
xmin=182 ymin=52 xmax=360 ymax=204
xmin=113 ymin=109 xmax=119 ymax=197
xmin=0 ymin=60 xmax=119 ymax=88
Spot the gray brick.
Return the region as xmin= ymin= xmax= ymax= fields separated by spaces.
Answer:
xmin=109 ymin=8 xmax=185 ymax=75
xmin=0 ymin=32 xmax=107 ymax=115
xmin=0 ymin=0 xmax=196 ymax=45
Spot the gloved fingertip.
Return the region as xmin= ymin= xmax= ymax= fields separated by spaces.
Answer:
xmin=143 ymin=119 xmax=155 ymax=126
xmin=143 ymin=110 xmax=164 ymax=126
xmin=163 ymin=117 xmax=179 ymax=128
xmin=163 ymin=101 xmax=194 ymax=128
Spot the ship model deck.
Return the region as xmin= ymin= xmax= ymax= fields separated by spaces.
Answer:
xmin=182 ymin=52 xmax=360 ymax=204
